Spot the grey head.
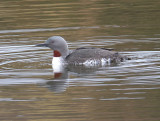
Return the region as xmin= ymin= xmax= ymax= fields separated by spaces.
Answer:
xmin=36 ymin=36 xmax=69 ymax=57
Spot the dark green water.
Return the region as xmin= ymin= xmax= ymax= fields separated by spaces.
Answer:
xmin=0 ymin=0 xmax=160 ymax=121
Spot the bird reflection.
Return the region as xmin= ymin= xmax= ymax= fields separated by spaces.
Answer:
xmin=44 ymin=64 xmax=112 ymax=93
xmin=44 ymin=64 xmax=69 ymax=93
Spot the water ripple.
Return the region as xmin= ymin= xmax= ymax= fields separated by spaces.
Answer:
xmin=0 ymin=26 xmax=99 ymax=34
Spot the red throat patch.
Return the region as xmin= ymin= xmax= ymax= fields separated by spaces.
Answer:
xmin=53 ymin=50 xmax=61 ymax=57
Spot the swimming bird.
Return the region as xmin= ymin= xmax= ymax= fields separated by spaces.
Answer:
xmin=36 ymin=36 xmax=129 ymax=66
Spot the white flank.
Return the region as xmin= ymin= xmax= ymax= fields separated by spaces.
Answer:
xmin=83 ymin=58 xmax=111 ymax=67
xmin=101 ymin=58 xmax=111 ymax=66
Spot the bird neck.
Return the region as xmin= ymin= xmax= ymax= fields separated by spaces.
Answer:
xmin=52 ymin=56 xmax=64 ymax=73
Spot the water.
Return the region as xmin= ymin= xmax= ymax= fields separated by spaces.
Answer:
xmin=0 ymin=0 xmax=160 ymax=120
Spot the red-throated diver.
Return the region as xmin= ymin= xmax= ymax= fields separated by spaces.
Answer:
xmin=36 ymin=36 xmax=129 ymax=66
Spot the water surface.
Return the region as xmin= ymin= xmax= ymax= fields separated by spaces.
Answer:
xmin=0 ymin=0 xmax=160 ymax=121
